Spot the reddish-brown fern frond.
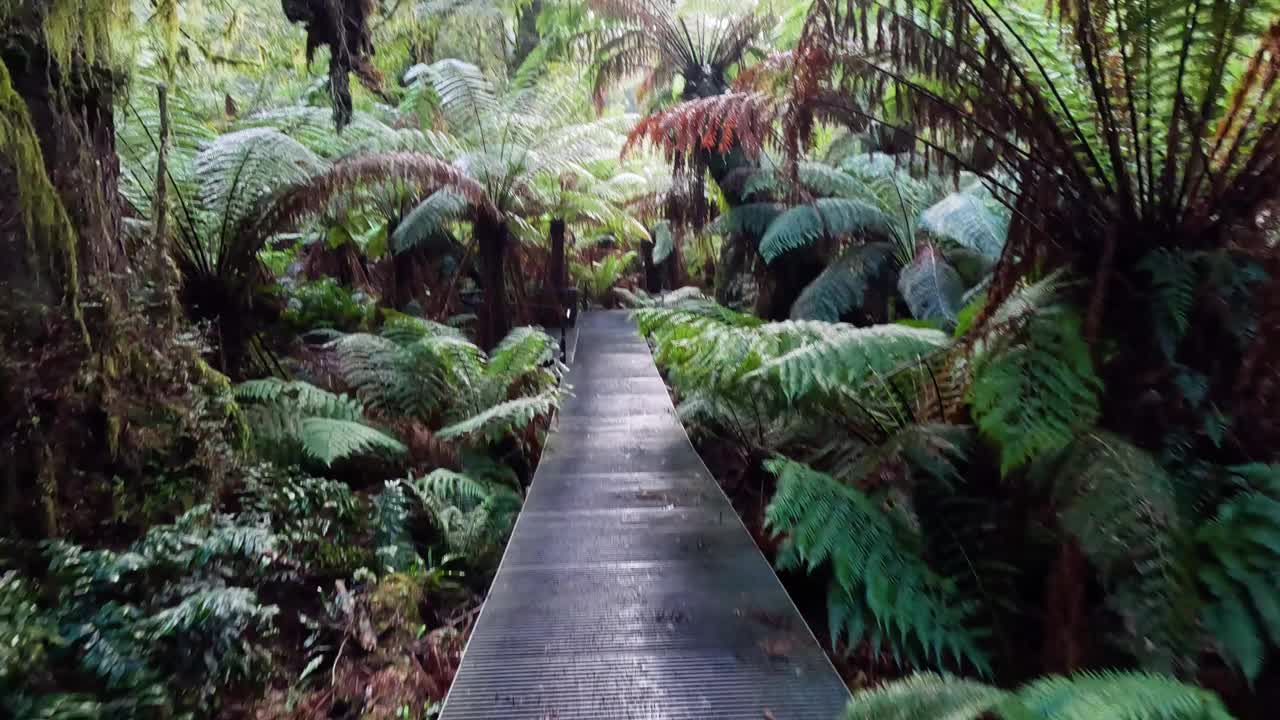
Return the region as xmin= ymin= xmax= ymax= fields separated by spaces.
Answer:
xmin=623 ymin=93 xmax=779 ymax=162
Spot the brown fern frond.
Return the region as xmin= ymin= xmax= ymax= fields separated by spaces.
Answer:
xmin=733 ymin=51 xmax=795 ymax=92
xmin=624 ymin=92 xmax=779 ymax=162
xmin=586 ymin=0 xmax=665 ymax=24
xmin=254 ymin=153 xmax=495 ymax=243
xmin=591 ymin=27 xmax=661 ymax=111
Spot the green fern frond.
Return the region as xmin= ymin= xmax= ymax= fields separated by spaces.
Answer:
xmin=765 ymin=458 xmax=990 ymax=673
xmin=1041 ymin=432 xmax=1192 ymax=671
xmin=968 ymin=306 xmax=1101 ymax=475
xmin=760 ymin=198 xmax=896 ymax=263
xmin=919 ymin=182 xmax=1010 ymax=260
xmin=235 ymin=379 xmax=403 ymax=466
xmin=1138 ymin=248 xmax=1198 ymax=359
xmin=791 ymin=242 xmax=895 ymax=322
xmin=392 ymin=190 xmax=468 ymax=253
xmin=898 ymin=243 xmax=965 ymax=326
xmin=195 ymin=128 xmax=326 ymax=244
xmin=412 ymin=469 xmax=491 ymax=509
xmin=753 ymin=324 xmax=950 ymax=402
xmin=843 ymin=671 xmax=1235 ymax=720
xmin=651 ymin=220 xmax=675 ymax=263
xmin=1195 ymin=481 xmax=1280 ymax=681
xmin=1015 ymin=671 xmax=1236 ymax=720
xmin=297 ymin=418 xmax=406 ymax=467
xmin=713 ymin=202 xmax=785 ymax=238
xmin=842 ymin=673 xmax=1010 ymax=720
xmin=436 ymin=391 xmax=560 ymax=443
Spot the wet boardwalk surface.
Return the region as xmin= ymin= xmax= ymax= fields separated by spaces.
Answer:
xmin=439 ymin=311 xmax=850 ymax=719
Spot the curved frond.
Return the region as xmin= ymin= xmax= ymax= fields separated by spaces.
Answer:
xmin=436 ymin=390 xmax=561 ymax=443
xmin=392 ymin=190 xmax=468 ymax=253
xmin=765 ymin=458 xmax=990 ymax=673
xmin=257 ymin=153 xmax=496 ymax=242
xmin=791 ymin=242 xmax=895 ymax=321
xmin=898 ymin=244 xmax=966 ymax=326
xmin=759 ymin=198 xmax=896 ymax=263
xmin=753 ymin=324 xmax=951 ymax=402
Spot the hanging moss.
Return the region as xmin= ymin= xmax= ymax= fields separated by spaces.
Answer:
xmin=36 ymin=0 xmax=125 ymax=70
xmin=0 ymin=57 xmax=89 ymax=347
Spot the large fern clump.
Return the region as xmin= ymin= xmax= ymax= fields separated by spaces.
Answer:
xmin=326 ymin=318 xmax=565 ymax=443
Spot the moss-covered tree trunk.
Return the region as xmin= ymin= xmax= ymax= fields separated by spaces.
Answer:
xmin=1 ymin=6 xmax=129 ymax=539
xmin=1 ymin=27 xmax=126 ymax=309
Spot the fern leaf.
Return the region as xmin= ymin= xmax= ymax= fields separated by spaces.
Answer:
xmin=392 ymin=190 xmax=468 ymax=253
xmin=844 ymin=671 xmax=1236 ymax=720
xmin=919 ymin=183 xmax=1010 ymax=260
xmin=713 ymin=202 xmax=786 ymax=238
xmin=765 ymin=458 xmax=990 ymax=673
xmin=436 ymin=391 xmax=560 ymax=443
xmin=842 ymin=673 xmax=1011 ymax=720
xmin=791 ymin=243 xmax=895 ymax=321
xmin=298 ymin=418 xmax=406 ymax=467
xmin=760 ymin=197 xmax=896 ymax=262
xmin=651 ymin=220 xmax=675 ymax=263
xmin=754 ymin=324 xmax=950 ymax=402
xmin=968 ymin=307 xmax=1101 ymax=475
xmin=898 ymin=243 xmax=965 ymax=326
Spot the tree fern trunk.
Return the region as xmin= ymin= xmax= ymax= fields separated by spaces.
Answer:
xmin=1043 ymin=539 xmax=1088 ymax=673
xmin=476 ymin=215 xmax=511 ymax=350
xmin=550 ymin=217 xmax=566 ymax=300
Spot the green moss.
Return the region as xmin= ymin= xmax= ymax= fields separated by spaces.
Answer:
xmin=38 ymin=0 xmax=125 ymax=70
xmin=194 ymin=356 xmax=251 ymax=452
xmin=0 ymin=57 xmax=89 ymax=347
xmin=368 ymin=573 xmax=424 ymax=636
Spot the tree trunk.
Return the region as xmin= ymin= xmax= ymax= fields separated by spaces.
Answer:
xmin=511 ymin=0 xmax=544 ymax=73
xmin=550 ymin=217 xmax=566 ymax=300
xmin=1 ymin=15 xmax=126 ymax=539
xmin=1042 ymin=539 xmax=1088 ymax=673
xmin=1 ymin=35 xmax=125 ymax=307
xmin=641 ymin=239 xmax=661 ymax=293
xmin=476 ymin=215 xmax=511 ymax=349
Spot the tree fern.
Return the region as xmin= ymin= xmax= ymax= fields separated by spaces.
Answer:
xmin=843 ymin=671 xmax=1236 ymax=720
xmin=764 ymin=457 xmax=990 ymax=673
xmin=759 ymin=197 xmax=896 ymax=263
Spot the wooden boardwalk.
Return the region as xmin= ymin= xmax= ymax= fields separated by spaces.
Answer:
xmin=439 ymin=311 xmax=850 ymax=719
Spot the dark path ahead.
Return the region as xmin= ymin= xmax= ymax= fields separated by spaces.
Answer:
xmin=439 ymin=311 xmax=850 ymax=719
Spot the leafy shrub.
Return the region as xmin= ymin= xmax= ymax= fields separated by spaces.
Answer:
xmin=280 ymin=277 xmax=374 ymax=334
xmin=2 ymin=507 xmax=280 ymax=716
